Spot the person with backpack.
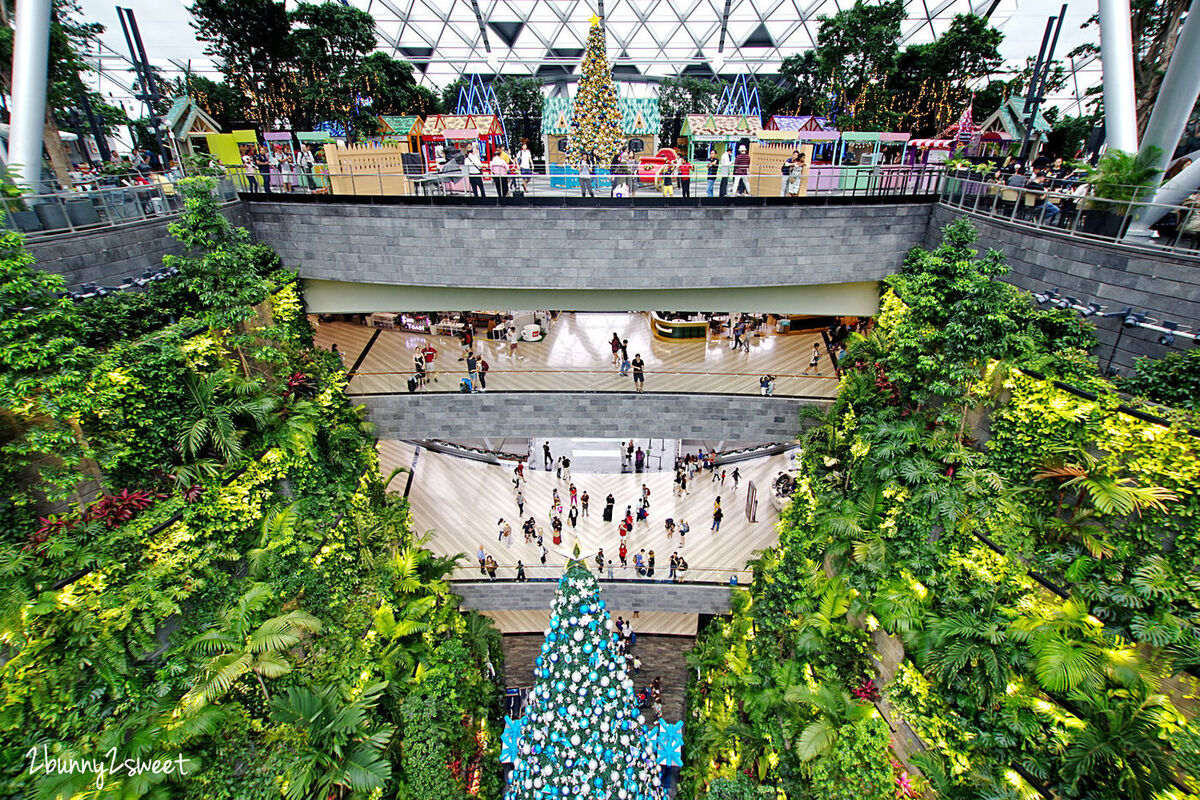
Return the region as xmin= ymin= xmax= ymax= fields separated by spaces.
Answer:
xmin=477 ymin=356 xmax=489 ymax=391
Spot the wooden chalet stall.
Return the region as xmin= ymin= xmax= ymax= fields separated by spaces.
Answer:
xmin=423 ymin=114 xmax=505 ymax=167
xmin=377 ymin=115 xmax=424 ymax=153
xmin=680 ymin=114 xmax=762 ymax=166
xmin=164 ymin=97 xmax=222 ymax=157
xmin=748 ymin=130 xmax=813 ymax=196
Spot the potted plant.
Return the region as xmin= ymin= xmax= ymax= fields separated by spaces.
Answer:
xmin=1075 ymin=146 xmax=1162 ymax=237
xmin=2 ymin=168 xmax=42 ymax=233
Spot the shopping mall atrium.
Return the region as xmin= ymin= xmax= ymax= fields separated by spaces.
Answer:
xmin=2 ymin=0 xmax=1199 ymax=798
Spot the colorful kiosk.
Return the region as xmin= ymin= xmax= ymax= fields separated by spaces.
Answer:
xmin=679 ymin=114 xmax=763 ymax=165
xmin=164 ymin=97 xmax=222 ymax=157
xmin=297 ymin=131 xmax=334 ymax=191
xmin=837 ymin=131 xmax=911 ymax=191
xmin=422 ymin=114 xmax=505 ymax=167
xmin=765 ymin=115 xmax=832 ymax=133
xmin=377 ymin=115 xmax=424 ymax=153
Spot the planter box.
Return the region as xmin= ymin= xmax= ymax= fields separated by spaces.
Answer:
xmin=34 ymin=202 xmax=70 ymax=232
xmin=7 ymin=209 xmax=43 ymax=232
xmin=64 ymin=198 xmax=101 ymax=228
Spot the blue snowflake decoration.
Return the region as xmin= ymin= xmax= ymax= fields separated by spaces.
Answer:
xmin=655 ymin=721 xmax=683 ymax=767
xmin=502 ymin=716 xmax=525 ymax=763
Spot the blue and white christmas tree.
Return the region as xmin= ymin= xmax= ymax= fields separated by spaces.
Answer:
xmin=507 ymin=549 xmax=663 ymax=800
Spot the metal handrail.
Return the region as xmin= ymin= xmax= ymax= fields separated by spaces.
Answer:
xmin=938 ymin=174 xmax=1200 ymax=257
xmin=4 ymin=177 xmax=240 ymax=237
xmin=453 ymin=562 xmax=752 ymax=584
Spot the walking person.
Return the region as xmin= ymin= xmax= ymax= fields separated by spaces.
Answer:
xmin=732 ymin=467 xmax=741 ymax=490
xmin=485 ymin=555 xmax=498 ymax=580
xmin=421 ymin=343 xmax=438 ymax=383
xmin=603 ymin=493 xmax=615 ymax=522
xmin=517 ymin=141 xmax=534 ymax=193
xmin=578 ymin=152 xmax=595 ymax=197
xmin=466 ymin=351 xmax=480 ymax=392
xmin=706 ymin=152 xmax=719 ymax=197
xmin=781 ymin=149 xmax=799 ymax=196
xmin=631 ymin=354 xmax=645 ymax=393
xmin=568 ymin=505 xmax=579 ymax=529
xmin=490 ymin=148 xmax=509 ymax=197
xmin=610 ymin=332 xmax=622 ymax=365
xmin=718 ymin=146 xmax=732 ymax=197
xmin=733 ymin=145 xmax=751 ymax=196
xmin=543 ymin=441 xmax=553 ymax=470
xmin=647 ymin=550 xmax=656 ymax=578
xmin=679 ymin=519 xmax=689 ymax=547
xmin=516 ymin=489 xmax=525 ymax=516
xmin=562 ymin=457 xmax=572 ymax=484
xmin=641 ymin=483 xmax=651 ymax=509
xmin=555 ymin=456 xmax=564 ymax=480
xmin=507 ymin=324 xmax=521 ymax=360
xmin=465 ymin=143 xmax=486 ymax=197
xmin=581 ymin=490 xmax=590 ymax=517
xmin=497 ymin=518 xmax=508 ymax=543
xmin=802 ymin=342 xmax=822 ymax=376
xmin=569 ymin=484 xmax=578 ymax=507
xmin=712 ymin=498 xmax=723 ymax=532
xmin=477 ymin=544 xmax=486 ymax=575
xmin=477 ymin=356 xmax=489 ymax=391
xmin=619 ymin=540 xmax=628 ymax=569
xmin=253 ymin=145 xmax=273 ymax=195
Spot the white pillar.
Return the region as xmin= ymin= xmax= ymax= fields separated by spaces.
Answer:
xmin=1098 ymin=0 xmax=1139 ymax=154
xmin=1138 ymin=10 xmax=1200 ymax=178
xmin=8 ymin=0 xmax=53 ymax=192
xmin=1124 ymin=152 xmax=1200 ymax=235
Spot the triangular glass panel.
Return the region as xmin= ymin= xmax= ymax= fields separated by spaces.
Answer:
xmin=488 ymin=21 xmax=524 ymax=48
xmin=741 ymin=22 xmax=774 ymax=48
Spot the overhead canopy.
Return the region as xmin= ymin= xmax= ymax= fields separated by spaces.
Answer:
xmin=681 ymin=114 xmax=762 ymax=141
xmin=910 ymin=139 xmax=956 ymax=149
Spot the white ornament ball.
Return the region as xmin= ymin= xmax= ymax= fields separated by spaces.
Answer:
xmin=573 ymin=630 xmax=584 ymax=641
xmin=571 ymin=734 xmax=581 ymax=746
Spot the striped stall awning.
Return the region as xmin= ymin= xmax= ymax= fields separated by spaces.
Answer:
xmin=910 ymin=139 xmax=956 ymax=149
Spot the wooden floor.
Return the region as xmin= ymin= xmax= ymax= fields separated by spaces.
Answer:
xmin=313 ymin=312 xmax=841 ymax=398
xmin=388 ymin=446 xmax=791 ymax=583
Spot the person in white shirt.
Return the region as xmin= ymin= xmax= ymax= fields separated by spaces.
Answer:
xmin=298 ymin=145 xmax=316 ymax=191
xmin=719 ymin=147 xmax=733 ymax=197
xmin=464 ymin=143 xmax=486 ymax=197
xmin=489 ymin=150 xmax=509 ymax=197
xmin=517 ymin=141 xmax=534 ymax=192
xmin=242 ymin=151 xmax=258 ymax=192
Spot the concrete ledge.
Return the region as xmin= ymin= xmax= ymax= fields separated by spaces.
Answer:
xmin=243 ymin=200 xmax=933 ymax=291
xmin=359 ymin=391 xmax=819 ymax=440
xmin=454 ymin=579 xmax=739 ymax=614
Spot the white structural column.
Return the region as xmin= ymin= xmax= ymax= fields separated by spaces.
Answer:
xmin=1123 ymin=10 xmax=1200 ymax=239
xmin=1125 ymin=155 xmax=1200 ymax=235
xmin=7 ymin=0 xmax=53 ymax=191
xmin=1097 ymin=0 xmax=1139 ymax=154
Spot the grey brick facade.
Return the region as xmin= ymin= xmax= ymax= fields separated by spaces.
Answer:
xmin=360 ymin=391 xmax=824 ymax=440
xmin=244 ymin=200 xmax=932 ymax=289
xmin=453 ymin=579 xmax=739 ymax=614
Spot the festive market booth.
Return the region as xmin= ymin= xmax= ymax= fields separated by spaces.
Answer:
xmin=796 ymin=129 xmax=844 ymax=192
xmin=422 ymin=114 xmax=505 ymax=167
xmin=541 ymin=98 xmax=574 ymax=174
xmin=748 ymin=130 xmax=813 ymax=196
xmin=203 ymin=129 xmax=260 ymax=189
xmin=980 ymin=97 xmax=1051 ymax=163
xmin=908 ymin=138 xmax=959 ymax=164
xmin=296 ymin=131 xmax=334 ymax=192
xmin=263 ymin=131 xmax=295 ymax=190
xmin=838 ymin=131 xmax=911 ymax=191
xmin=619 ymin=97 xmax=659 ymax=157
xmin=766 ymin=115 xmax=833 ymax=133
xmin=377 ymin=115 xmax=424 ymax=153
xmin=164 ymin=97 xmax=221 ymax=157
xmin=679 ymin=113 xmax=762 ymax=165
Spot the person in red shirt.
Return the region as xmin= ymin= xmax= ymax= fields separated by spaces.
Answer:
xmin=733 ymin=145 xmax=751 ymax=196
xmin=421 ymin=344 xmax=438 ymax=382
xmin=678 ymin=158 xmax=692 ymax=197
xmin=619 ymin=540 xmax=628 ymax=569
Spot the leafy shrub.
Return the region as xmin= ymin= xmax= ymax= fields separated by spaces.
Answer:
xmin=1119 ymin=347 xmax=1200 ymax=411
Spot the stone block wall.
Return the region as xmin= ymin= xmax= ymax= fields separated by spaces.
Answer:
xmin=454 ymin=579 xmax=738 ymax=614
xmin=360 ymin=391 xmax=824 ymax=441
xmin=928 ymin=205 xmax=1200 ymax=373
xmin=26 ymin=204 xmax=248 ymax=289
xmin=244 ymin=199 xmax=933 ymax=290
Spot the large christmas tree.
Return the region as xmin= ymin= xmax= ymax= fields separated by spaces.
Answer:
xmin=568 ymin=16 xmax=624 ymax=165
xmin=507 ymin=554 xmax=662 ymax=800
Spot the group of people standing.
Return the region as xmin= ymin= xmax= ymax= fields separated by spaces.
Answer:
xmin=609 ymin=333 xmax=646 ymax=392
xmin=242 ymin=144 xmax=318 ymax=194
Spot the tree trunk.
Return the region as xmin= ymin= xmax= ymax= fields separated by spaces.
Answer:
xmin=43 ymin=108 xmax=73 ymax=188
